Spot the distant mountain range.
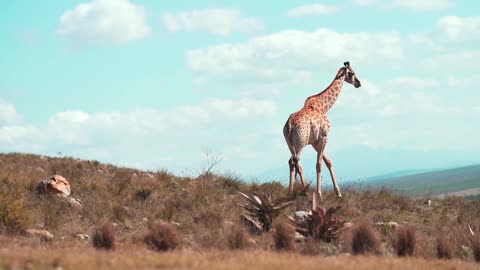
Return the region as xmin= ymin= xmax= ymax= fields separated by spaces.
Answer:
xmin=364 ymin=164 xmax=480 ymax=197
xmin=256 ymin=156 xmax=480 ymax=198
xmin=255 ymin=146 xmax=479 ymax=184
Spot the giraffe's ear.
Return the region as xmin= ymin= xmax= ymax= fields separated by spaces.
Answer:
xmin=344 ymin=61 xmax=350 ymax=67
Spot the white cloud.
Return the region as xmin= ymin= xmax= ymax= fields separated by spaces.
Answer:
xmin=0 ymin=125 xmax=35 ymax=144
xmin=57 ymin=0 xmax=150 ymax=45
xmin=391 ymin=0 xmax=453 ymax=11
xmin=437 ymin=16 xmax=480 ymax=41
xmin=287 ymin=4 xmax=340 ymax=17
xmin=0 ymin=99 xmax=21 ymax=125
xmin=420 ymin=50 xmax=480 ymax=70
xmin=161 ymin=8 xmax=263 ymax=36
xmin=351 ymin=0 xmax=380 ymax=6
xmin=351 ymin=0 xmax=453 ymax=11
xmin=186 ymin=29 xmax=403 ymax=83
xmin=447 ymin=75 xmax=479 ymax=89
xmin=0 ymin=99 xmax=277 ymax=171
xmin=411 ymin=16 xmax=480 ymax=50
xmin=387 ymin=77 xmax=438 ymax=89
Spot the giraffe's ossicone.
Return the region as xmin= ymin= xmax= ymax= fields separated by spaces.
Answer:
xmin=283 ymin=61 xmax=362 ymax=199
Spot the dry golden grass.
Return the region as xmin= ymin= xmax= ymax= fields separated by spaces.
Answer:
xmin=1 ymin=152 xmax=480 ymax=268
xmin=0 ymin=247 xmax=479 ymax=270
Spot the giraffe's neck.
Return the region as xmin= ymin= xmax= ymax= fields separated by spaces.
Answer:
xmin=305 ymin=72 xmax=345 ymax=113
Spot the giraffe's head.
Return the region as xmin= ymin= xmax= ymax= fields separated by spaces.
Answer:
xmin=342 ymin=61 xmax=361 ymax=88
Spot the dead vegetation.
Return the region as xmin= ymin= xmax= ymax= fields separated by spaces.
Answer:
xmin=273 ymin=223 xmax=295 ymax=251
xmin=393 ymin=226 xmax=417 ymax=257
xmin=0 ymin=153 xmax=480 ymax=266
xmin=350 ymin=219 xmax=380 ymax=255
xmin=144 ymin=220 xmax=182 ymax=251
xmin=92 ymin=223 xmax=116 ymax=251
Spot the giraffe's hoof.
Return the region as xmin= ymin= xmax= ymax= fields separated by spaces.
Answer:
xmin=337 ymin=193 xmax=343 ymax=198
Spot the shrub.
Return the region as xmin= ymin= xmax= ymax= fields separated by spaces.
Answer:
xmin=92 ymin=223 xmax=116 ymax=251
xmin=351 ymin=220 xmax=379 ymax=255
xmin=393 ymin=226 xmax=416 ymax=256
xmin=0 ymin=187 xmax=32 ymax=234
xmin=273 ymin=223 xmax=295 ymax=251
xmin=436 ymin=236 xmax=452 ymax=259
xmin=226 ymin=224 xmax=249 ymax=250
xmin=144 ymin=220 xmax=181 ymax=251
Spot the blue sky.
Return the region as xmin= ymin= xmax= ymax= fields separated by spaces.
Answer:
xmin=1 ymin=0 xmax=479 ymax=181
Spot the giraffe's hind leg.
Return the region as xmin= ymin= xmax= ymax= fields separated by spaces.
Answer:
xmin=288 ymin=157 xmax=295 ymax=193
xmin=323 ymin=153 xmax=342 ymax=198
xmin=284 ymin=123 xmax=308 ymax=194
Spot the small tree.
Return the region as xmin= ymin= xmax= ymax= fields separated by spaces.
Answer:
xmin=201 ymin=148 xmax=223 ymax=177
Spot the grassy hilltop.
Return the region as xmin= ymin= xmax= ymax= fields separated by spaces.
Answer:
xmin=0 ymin=152 xmax=479 ymax=269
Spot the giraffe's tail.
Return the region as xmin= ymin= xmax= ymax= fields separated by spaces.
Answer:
xmin=284 ymin=118 xmax=299 ymax=179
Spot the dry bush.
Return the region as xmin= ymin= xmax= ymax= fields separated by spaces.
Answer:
xmin=393 ymin=226 xmax=417 ymax=257
xmin=350 ymin=220 xmax=379 ymax=255
xmin=470 ymin=235 xmax=480 ymax=262
xmin=226 ymin=224 xmax=250 ymax=250
xmin=273 ymin=223 xmax=295 ymax=251
xmin=144 ymin=220 xmax=181 ymax=251
xmin=0 ymin=181 xmax=32 ymax=234
xmin=92 ymin=223 xmax=116 ymax=251
xmin=436 ymin=236 xmax=453 ymax=259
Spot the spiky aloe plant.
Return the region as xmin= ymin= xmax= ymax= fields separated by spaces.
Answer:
xmin=237 ymin=192 xmax=294 ymax=233
xmin=287 ymin=192 xmax=349 ymax=242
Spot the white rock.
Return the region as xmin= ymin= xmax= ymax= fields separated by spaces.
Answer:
xmin=75 ymin=233 xmax=90 ymax=240
xmin=26 ymin=229 xmax=54 ymax=241
xmin=291 ymin=211 xmax=311 ymax=224
xmin=295 ymin=232 xmax=306 ymax=242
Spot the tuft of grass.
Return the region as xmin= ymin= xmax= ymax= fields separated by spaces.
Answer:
xmin=92 ymin=223 xmax=116 ymax=251
xmin=226 ymin=224 xmax=250 ymax=250
xmin=393 ymin=226 xmax=416 ymax=257
xmin=350 ymin=220 xmax=379 ymax=255
xmin=273 ymin=223 xmax=295 ymax=252
xmin=144 ymin=220 xmax=182 ymax=251
xmin=436 ymin=236 xmax=452 ymax=259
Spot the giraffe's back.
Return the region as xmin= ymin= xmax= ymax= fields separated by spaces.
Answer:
xmin=284 ymin=108 xmax=330 ymax=153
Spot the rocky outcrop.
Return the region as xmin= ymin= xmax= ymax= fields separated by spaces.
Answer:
xmin=36 ymin=175 xmax=71 ymax=197
xmin=36 ymin=175 xmax=82 ymax=208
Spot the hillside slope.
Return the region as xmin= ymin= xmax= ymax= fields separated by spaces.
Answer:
xmin=0 ymin=152 xmax=480 ymax=268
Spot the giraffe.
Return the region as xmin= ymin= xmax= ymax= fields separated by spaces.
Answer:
xmin=283 ymin=61 xmax=361 ymax=199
